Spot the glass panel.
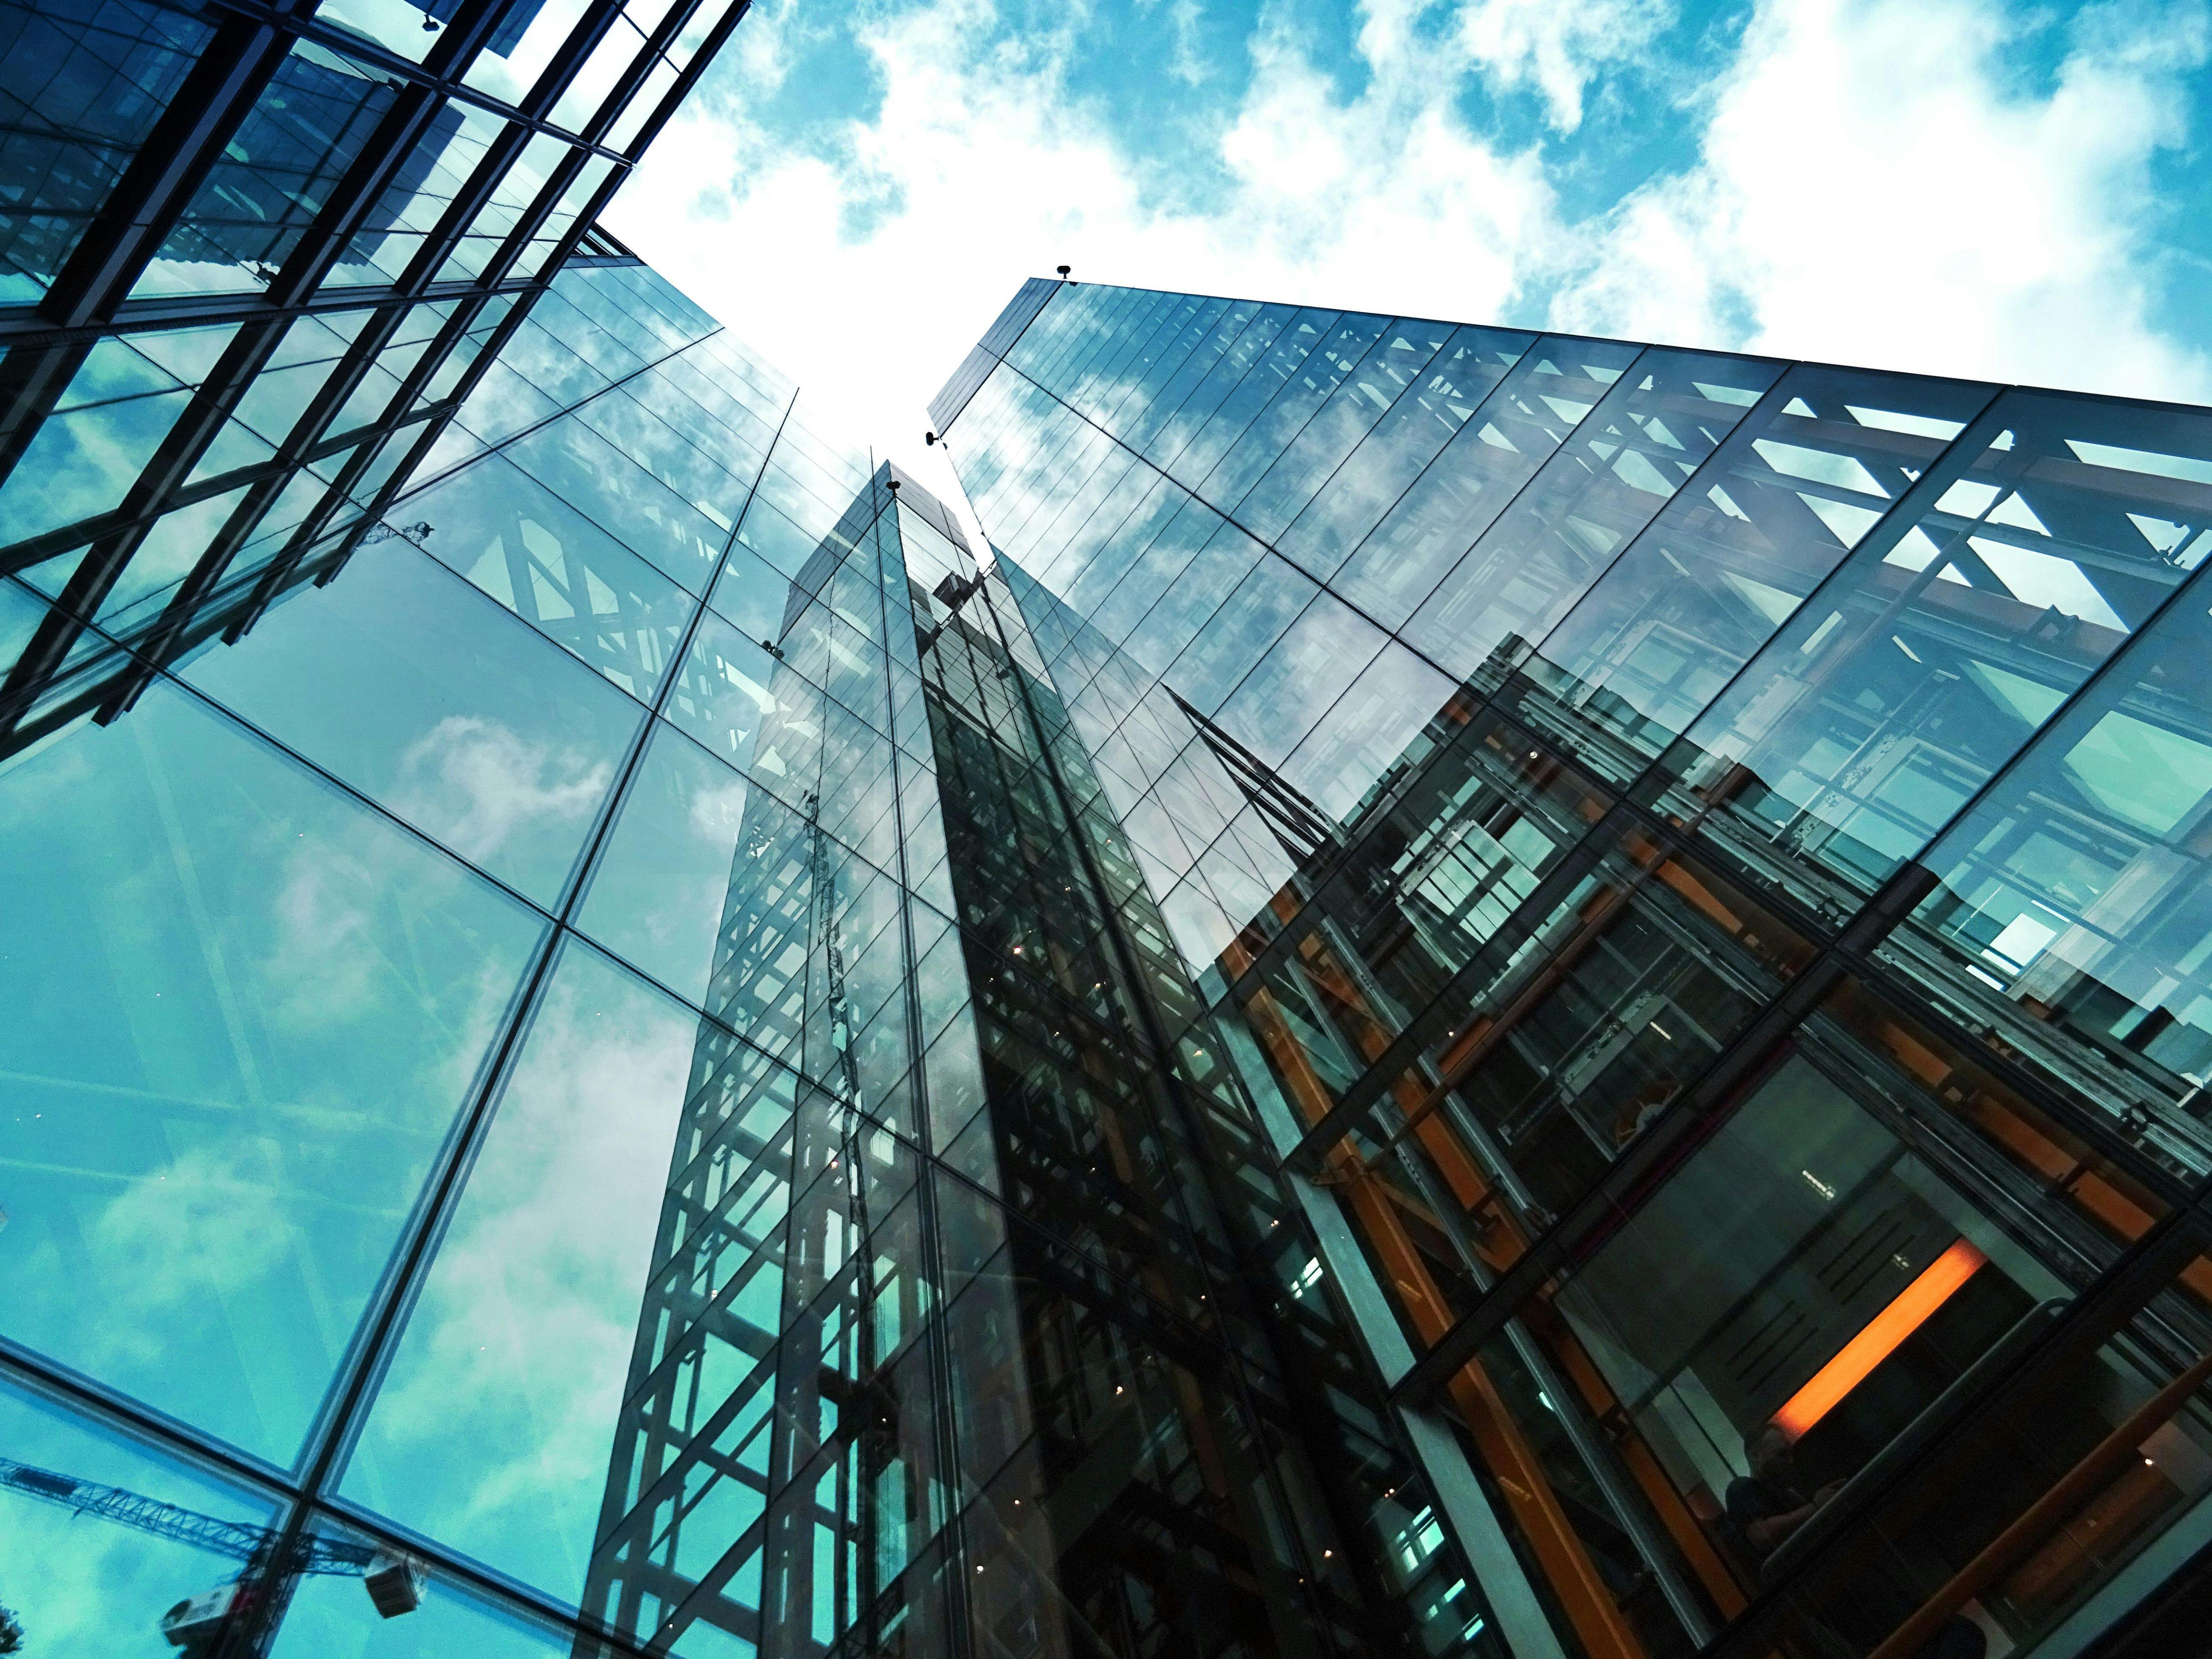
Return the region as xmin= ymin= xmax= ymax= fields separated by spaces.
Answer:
xmin=131 ymin=41 xmax=399 ymax=297
xmin=397 ymin=452 xmax=697 ymax=700
xmin=177 ymin=538 xmax=644 ymax=905
xmin=454 ymin=357 xmax=566 ymax=448
xmin=505 ymin=414 xmax=728 ymax=595
xmin=1659 ymin=388 xmax=2211 ymax=926
xmin=343 ymin=939 xmax=796 ymax=1613
xmin=1214 ymin=587 xmax=1390 ymax=768
xmin=1278 ymin=637 xmax=1456 ymax=826
xmin=576 ymin=719 xmax=755 ymax=1003
xmin=546 ymin=14 xmax=649 ymax=133
xmin=316 ymin=0 xmax=455 ymax=62
xmin=1505 ymin=363 xmax=1995 ymax=787
xmin=1333 ymin=333 xmax=1647 ymax=631
xmin=1275 ymin=322 xmax=1538 ymax=579
xmin=708 ymin=536 xmax=801 ymax=644
xmin=1231 ymin=313 xmax=1457 ymax=541
xmin=462 ymin=0 xmax=596 ymax=101
xmin=1164 ymin=549 xmax=1319 ymax=717
xmin=0 ymin=0 xmax=213 ymax=299
xmin=1167 ymin=305 xmax=1342 ymax=492
xmin=0 ymin=386 xmax=188 ymax=547
xmin=0 ymin=1379 xmax=286 ymax=1647
xmin=662 ymin=608 xmax=785 ymax=777
xmin=1400 ymin=346 xmax=1785 ymax=679
xmin=0 ymin=675 xmax=541 ymax=1457
xmin=604 ymin=50 xmax=679 ymax=151
xmin=273 ymin=1524 xmax=627 ymax=1657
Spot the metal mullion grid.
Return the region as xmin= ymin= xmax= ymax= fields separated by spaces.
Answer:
xmin=1387 ymin=532 xmax=2212 ymax=1409
xmin=277 ymin=267 xmax=708 ymax=612
xmin=861 ymin=481 xmax=974 ymax=1659
xmin=260 ymin=0 xmax=521 ymax=309
xmin=954 ymin=309 xmax=2212 ymax=1636
xmin=195 ymin=0 xmax=651 ymax=164
xmin=0 ymin=271 xmax=546 ymax=351
xmin=4 ymin=285 xmax=490 ymax=705
xmin=0 ymin=312 xmax=313 ymax=704
xmin=0 ymin=0 xmax=751 ymax=628
xmin=953 ymin=572 xmax=1364 ymax=1645
xmin=23 ymin=369 xmax=803 ymax=1655
xmin=280 ymin=374 xmax=804 ymax=1653
xmin=38 ymin=0 xmax=313 ymax=329
xmin=97 ymin=296 xmax=484 ymax=707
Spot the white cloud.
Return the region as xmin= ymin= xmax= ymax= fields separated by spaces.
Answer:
xmin=1550 ymin=0 xmax=2212 ymax=402
xmin=392 ymin=714 xmax=613 ymax=867
xmin=612 ymin=0 xmax=2212 ymax=540
xmin=611 ymin=0 xmax=1570 ymax=526
xmin=1438 ymin=0 xmax=1674 ymax=131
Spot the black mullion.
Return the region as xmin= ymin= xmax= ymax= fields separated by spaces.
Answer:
xmin=95 ymin=309 xmax=422 ymax=708
xmin=232 ymin=276 xmax=552 ymax=628
xmin=232 ymin=291 xmax=505 ymax=584
xmin=517 ymin=0 xmax=632 ymax=118
xmin=574 ymin=0 xmax=707 ymax=144
xmin=478 ymin=143 xmax=607 ymax=285
xmin=0 ymin=338 xmax=93 ymax=493
xmin=0 ymin=273 xmax=543 ymax=351
xmin=263 ymin=0 xmax=523 ymax=315
xmin=613 ymin=0 xmax=752 ymax=161
xmin=391 ymin=118 xmax=538 ymax=292
xmin=40 ymin=9 xmax=306 ymax=328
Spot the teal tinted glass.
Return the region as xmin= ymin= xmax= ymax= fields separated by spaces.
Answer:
xmin=0 ymin=1378 xmax=285 ymax=1647
xmin=177 ymin=539 xmax=643 ymax=906
xmin=398 ymin=452 xmax=699 ymax=702
xmin=342 ymin=942 xmax=739 ymax=1606
xmin=0 ymin=677 xmax=541 ymax=1457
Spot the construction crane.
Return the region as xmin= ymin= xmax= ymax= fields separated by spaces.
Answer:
xmin=0 ymin=1457 xmax=422 ymax=1654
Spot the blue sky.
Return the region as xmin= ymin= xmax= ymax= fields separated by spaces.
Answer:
xmin=607 ymin=0 xmax=2212 ymax=504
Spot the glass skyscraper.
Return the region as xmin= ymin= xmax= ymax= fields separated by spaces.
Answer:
xmin=6 ymin=0 xmax=2212 ymax=1654
xmin=925 ymin=278 xmax=2212 ymax=1659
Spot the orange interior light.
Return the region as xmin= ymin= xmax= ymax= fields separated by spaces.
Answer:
xmin=1772 ymin=1239 xmax=1989 ymax=1438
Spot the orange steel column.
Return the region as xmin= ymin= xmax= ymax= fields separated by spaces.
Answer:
xmin=1229 ymin=945 xmax=1648 ymax=1659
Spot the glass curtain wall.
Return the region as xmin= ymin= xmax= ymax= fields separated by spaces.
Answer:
xmin=904 ymin=517 xmax=1508 ymax=1659
xmin=930 ymin=277 xmax=2212 ymax=1659
xmin=0 ymin=0 xmax=751 ymax=707
xmin=0 ymin=251 xmax=984 ymax=1659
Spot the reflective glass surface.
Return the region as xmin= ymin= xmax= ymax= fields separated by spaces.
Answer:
xmin=935 ymin=276 xmax=2212 ymax=1659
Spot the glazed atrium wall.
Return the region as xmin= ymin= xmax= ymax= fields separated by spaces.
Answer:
xmin=928 ymin=277 xmax=2212 ymax=1659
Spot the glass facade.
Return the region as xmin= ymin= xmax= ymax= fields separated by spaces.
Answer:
xmin=929 ymin=278 xmax=2212 ymax=1659
xmin=8 ymin=4 xmax=2212 ymax=1652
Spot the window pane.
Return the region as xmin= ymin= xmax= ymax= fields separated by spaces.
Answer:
xmin=576 ymin=719 xmax=753 ymax=1002
xmin=343 ymin=940 xmax=799 ymax=1613
xmin=399 ymin=452 xmax=699 ymax=701
xmin=0 ymin=1379 xmax=286 ymax=1646
xmin=177 ymin=538 xmax=644 ymax=905
xmin=0 ymin=674 xmax=542 ymax=1457
xmin=0 ymin=0 xmax=213 ymax=298
xmin=131 ymin=40 xmax=399 ymax=298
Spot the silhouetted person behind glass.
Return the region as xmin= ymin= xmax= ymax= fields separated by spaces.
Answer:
xmin=1728 ymin=1424 xmax=1843 ymax=1565
xmin=1728 ymin=1425 xmax=1985 ymax=1659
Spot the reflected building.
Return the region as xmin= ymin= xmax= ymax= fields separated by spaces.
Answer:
xmin=926 ymin=278 xmax=2212 ymax=1659
xmin=7 ymin=0 xmax=2212 ymax=1653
